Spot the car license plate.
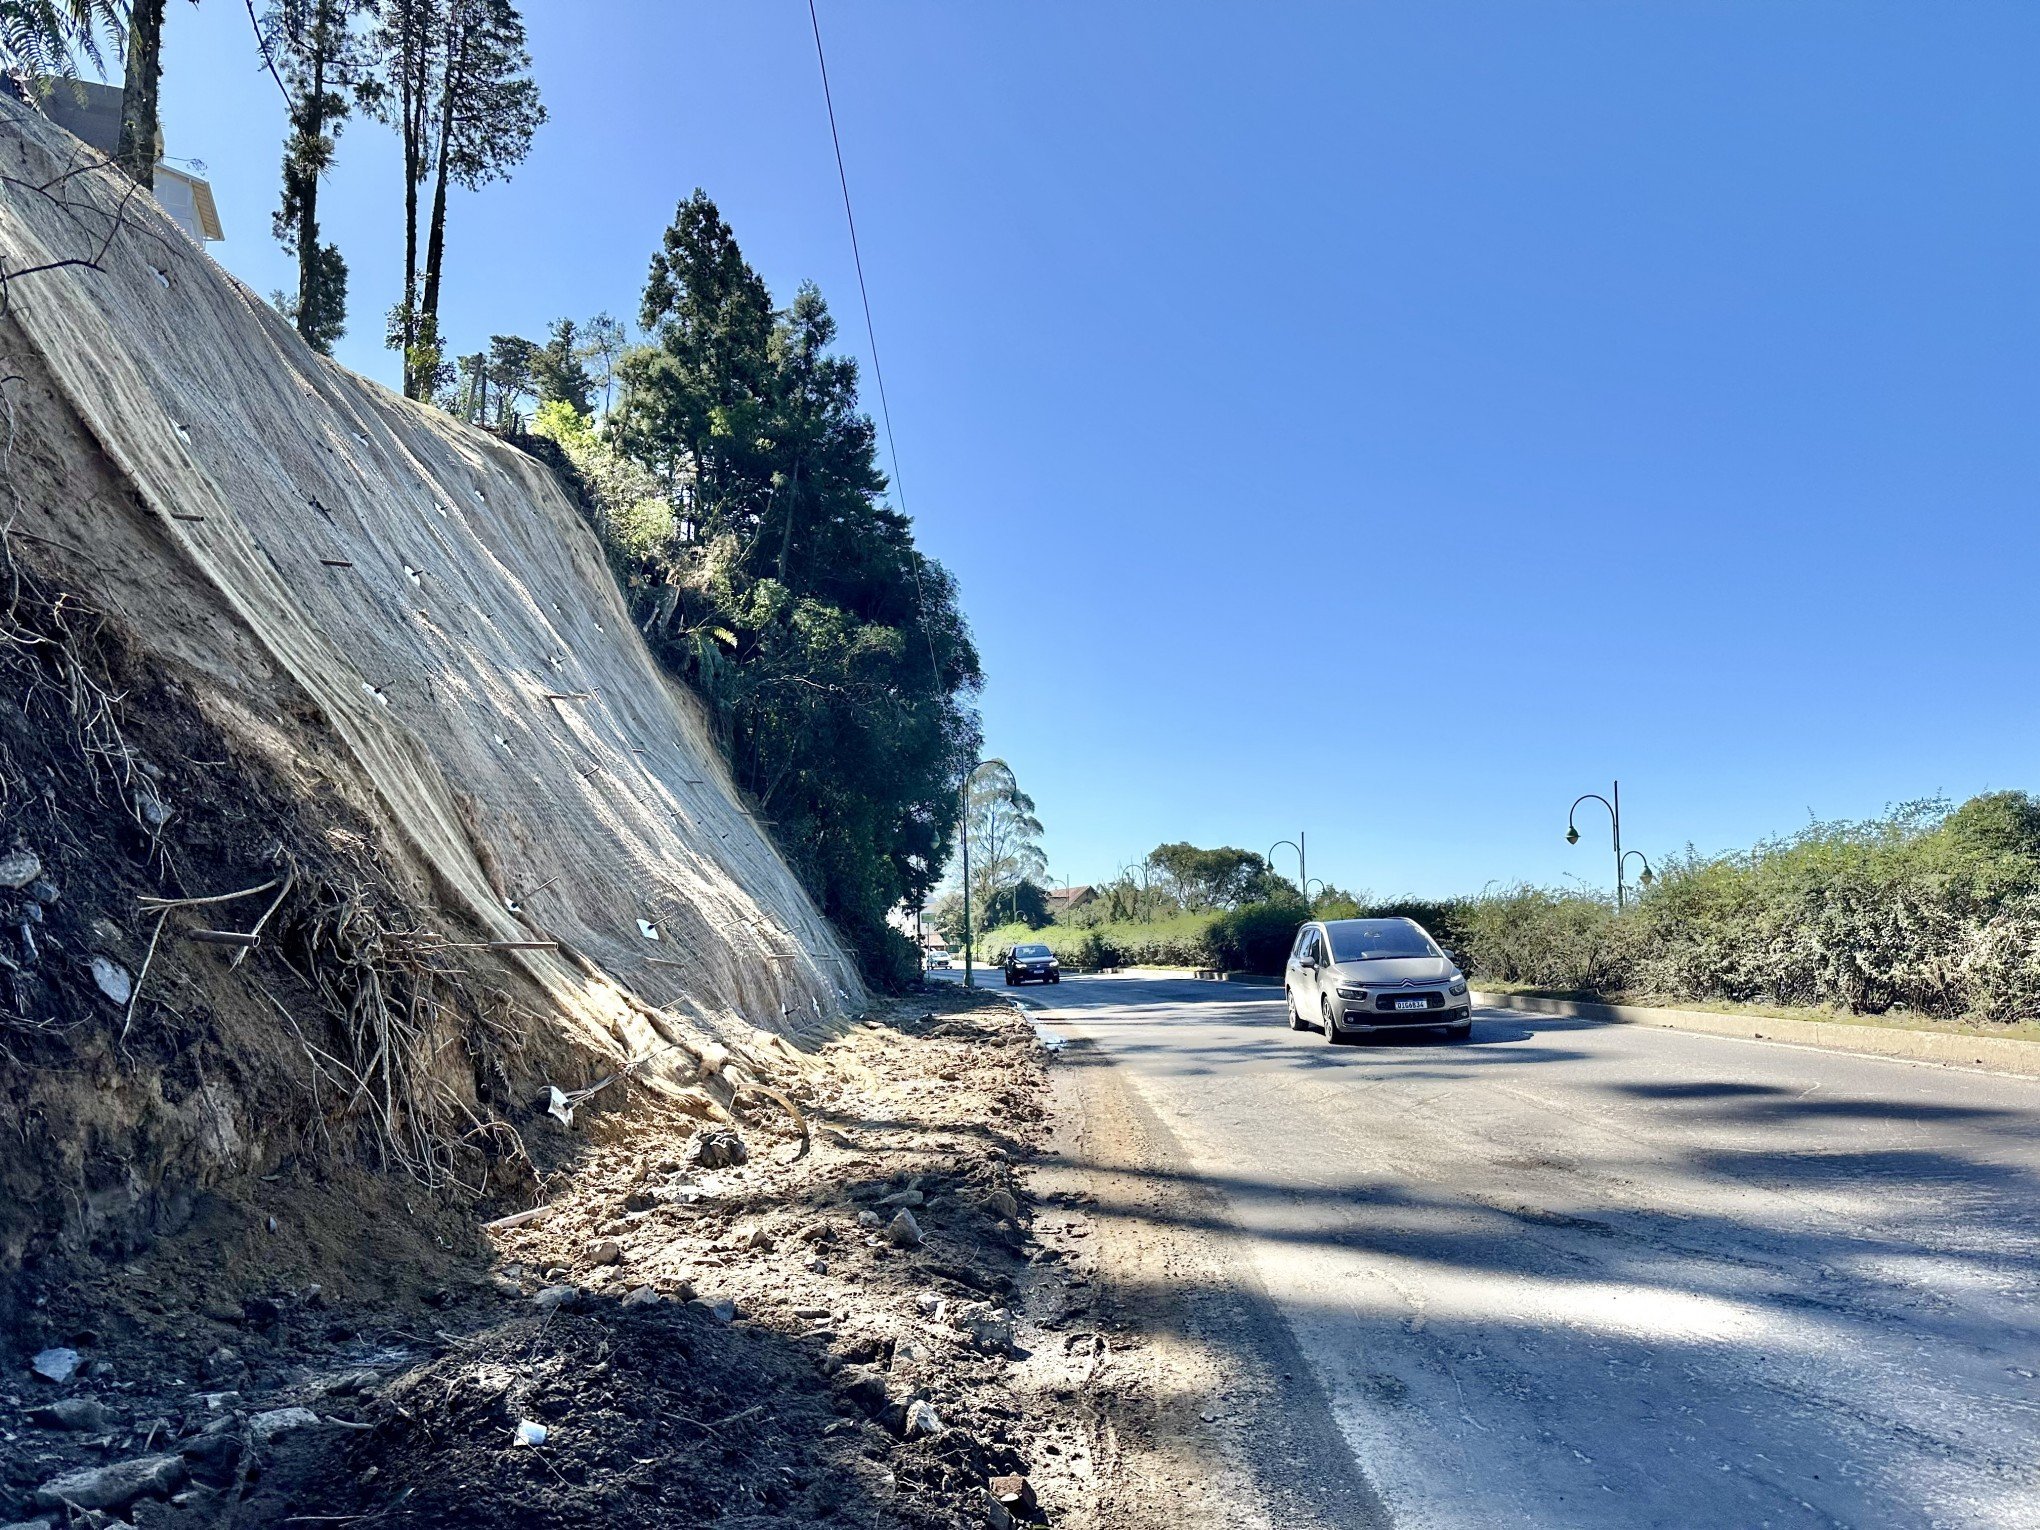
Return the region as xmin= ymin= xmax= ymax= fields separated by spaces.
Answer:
xmin=1393 ymin=997 xmax=1430 ymax=1012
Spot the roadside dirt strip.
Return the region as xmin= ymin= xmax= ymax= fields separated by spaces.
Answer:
xmin=5 ymin=989 xmax=1109 ymax=1528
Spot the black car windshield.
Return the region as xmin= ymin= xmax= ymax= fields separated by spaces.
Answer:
xmin=1325 ymin=920 xmax=1439 ymax=962
xmin=1013 ymin=944 xmax=1052 ymax=959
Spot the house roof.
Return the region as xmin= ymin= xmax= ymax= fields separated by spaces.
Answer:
xmin=156 ymin=165 xmax=224 ymax=242
xmin=1045 ymin=884 xmax=1097 ymax=907
xmin=34 ymin=78 xmax=221 ymax=241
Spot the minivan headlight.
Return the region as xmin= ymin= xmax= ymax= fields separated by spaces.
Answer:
xmin=1336 ymin=985 xmax=1369 ymax=999
xmin=1448 ymin=977 xmax=1468 ymax=995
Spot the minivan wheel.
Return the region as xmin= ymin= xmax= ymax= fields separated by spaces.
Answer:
xmin=1321 ymin=994 xmax=1344 ymax=1045
xmin=1287 ymin=989 xmax=1306 ymax=1030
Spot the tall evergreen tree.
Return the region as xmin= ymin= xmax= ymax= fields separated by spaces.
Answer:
xmin=576 ymin=311 xmax=627 ymax=414
xmin=612 ymin=191 xmax=982 ymax=979
xmin=263 ymin=0 xmax=372 ymax=354
xmin=369 ymin=0 xmax=541 ymax=400
xmin=532 ymin=316 xmax=593 ymax=415
xmin=366 ymin=0 xmax=437 ymax=396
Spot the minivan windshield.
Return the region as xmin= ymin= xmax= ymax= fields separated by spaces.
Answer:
xmin=1325 ymin=919 xmax=1440 ymax=963
xmin=1013 ymin=944 xmax=1052 ymax=959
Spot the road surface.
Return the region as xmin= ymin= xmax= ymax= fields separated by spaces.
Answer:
xmin=1020 ymin=972 xmax=2040 ymax=1529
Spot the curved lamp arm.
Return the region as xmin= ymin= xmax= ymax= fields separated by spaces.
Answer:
xmin=1566 ymin=793 xmax=1614 ymax=846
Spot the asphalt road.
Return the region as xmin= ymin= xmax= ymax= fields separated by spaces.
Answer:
xmin=1017 ymin=972 xmax=2040 ymax=1530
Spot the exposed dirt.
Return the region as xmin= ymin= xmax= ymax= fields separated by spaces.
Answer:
xmin=2 ymin=986 xmax=1089 ymax=1528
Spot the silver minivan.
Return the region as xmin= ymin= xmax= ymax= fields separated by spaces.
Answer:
xmin=1285 ymin=917 xmax=1473 ymax=1043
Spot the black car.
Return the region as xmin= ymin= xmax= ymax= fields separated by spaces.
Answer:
xmin=1001 ymin=942 xmax=1061 ymax=985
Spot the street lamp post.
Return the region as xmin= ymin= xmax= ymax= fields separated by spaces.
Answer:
xmin=1566 ymin=780 xmax=1654 ymax=910
xmin=1268 ymin=833 xmax=1306 ymax=901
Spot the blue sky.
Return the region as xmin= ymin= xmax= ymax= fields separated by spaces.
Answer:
xmin=148 ymin=2 xmax=2039 ymax=900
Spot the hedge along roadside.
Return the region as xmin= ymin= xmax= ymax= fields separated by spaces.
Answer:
xmin=973 ymin=901 xmax=1309 ymax=975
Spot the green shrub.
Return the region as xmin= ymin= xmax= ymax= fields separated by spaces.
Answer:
xmin=1402 ymin=794 xmax=2040 ymax=1023
xmin=1208 ymin=901 xmax=1307 ymax=973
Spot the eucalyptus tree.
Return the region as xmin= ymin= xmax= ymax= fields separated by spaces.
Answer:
xmin=961 ymin=761 xmax=1047 ymax=922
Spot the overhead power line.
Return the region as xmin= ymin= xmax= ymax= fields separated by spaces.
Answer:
xmin=804 ymin=0 xmax=945 ymax=716
xmin=805 ymin=0 xmax=907 ymax=517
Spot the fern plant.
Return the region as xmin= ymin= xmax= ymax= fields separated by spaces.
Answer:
xmin=0 ymin=1 xmax=128 ymax=89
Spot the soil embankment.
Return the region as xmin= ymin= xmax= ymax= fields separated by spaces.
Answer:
xmin=0 ymin=98 xmax=858 ymax=1260
xmin=0 ymin=99 xmax=1086 ymax=1528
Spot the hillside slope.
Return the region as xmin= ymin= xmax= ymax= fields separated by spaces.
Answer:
xmin=1 ymin=101 xmax=857 ymax=1039
xmin=0 ymin=103 xmax=868 ymax=1273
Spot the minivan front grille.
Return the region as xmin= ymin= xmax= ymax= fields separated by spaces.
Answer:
xmin=1373 ymin=991 xmax=1446 ymax=1012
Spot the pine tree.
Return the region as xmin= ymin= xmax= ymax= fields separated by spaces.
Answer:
xmin=612 ymin=191 xmax=982 ymax=979
xmin=576 ymin=311 xmax=627 ymax=414
xmin=532 ymin=317 xmax=594 ymax=415
xmin=369 ymin=0 xmax=542 ymax=399
xmin=366 ymin=0 xmax=438 ymax=396
xmin=264 ymin=0 xmax=373 ymax=354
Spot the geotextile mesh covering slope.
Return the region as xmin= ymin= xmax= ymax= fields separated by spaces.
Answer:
xmin=0 ymin=102 xmax=862 ymax=1073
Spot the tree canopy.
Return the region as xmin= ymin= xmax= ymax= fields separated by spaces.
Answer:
xmin=572 ymin=191 xmax=982 ymax=983
xmin=1145 ymin=842 xmax=1285 ymax=910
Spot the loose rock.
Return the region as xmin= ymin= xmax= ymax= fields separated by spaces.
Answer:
xmin=248 ymin=1407 xmax=321 ymax=1447
xmin=990 ymin=1473 xmax=1038 ymax=1514
xmin=691 ymin=1128 xmax=748 ymax=1169
xmin=588 ymin=1238 xmax=622 ymax=1265
xmin=878 ymin=1188 xmax=925 ymax=1208
xmin=30 ymin=1347 xmax=80 ymax=1383
xmin=33 ymin=1455 xmax=185 ymax=1512
xmin=965 ymin=1308 xmax=1016 ymax=1355
xmin=833 ymin=1366 xmax=890 ymax=1414
xmin=903 ymin=1398 xmax=942 ymax=1439
xmin=0 ymin=849 xmax=42 ymax=888
xmin=29 ymin=1396 xmax=107 ymax=1431
xmin=619 ymin=1284 xmax=662 ymax=1308
xmin=887 ymin=1209 xmax=925 ymax=1249
xmin=532 ymin=1284 xmax=580 ymax=1312
xmin=201 ymin=1346 xmax=241 ymax=1379
xmin=982 ymin=1189 xmax=1021 ymax=1221
xmin=89 ymin=955 xmax=132 ymax=1005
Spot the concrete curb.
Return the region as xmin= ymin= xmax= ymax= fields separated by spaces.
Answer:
xmin=1474 ymin=991 xmax=2040 ymax=1079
